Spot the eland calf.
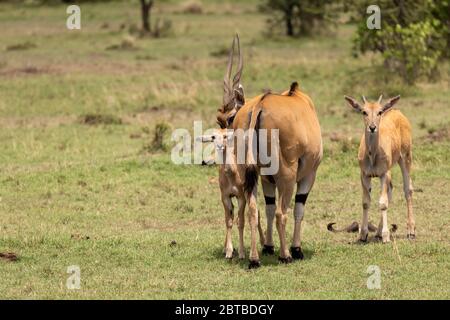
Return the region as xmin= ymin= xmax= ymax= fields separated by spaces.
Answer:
xmin=199 ymin=128 xmax=265 ymax=259
xmin=341 ymin=95 xmax=415 ymax=243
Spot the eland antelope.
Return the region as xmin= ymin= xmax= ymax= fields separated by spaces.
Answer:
xmin=198 ymin=128 xmax=265 ymax=260
xmin=216 ymin=34 xmax=323 ymax=268
xmin=330 ymin=95 xmax=415 ymax=243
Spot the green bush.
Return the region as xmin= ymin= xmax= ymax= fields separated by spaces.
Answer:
xmin=351 ymin=0 xmax=448 ymax=84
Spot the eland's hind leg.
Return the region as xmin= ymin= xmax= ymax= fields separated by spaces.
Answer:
xmin=257 ymin=210 xmax=266 ymax=247
xmin=291 ymin=170 xmax=317 ymax=260
xmin=399 ymin=154 xmax=415 ymax=239
xmin=261 ymin=179 xmax=276 ymax=255
xmin=276 ymin=178 xmax=296 ymax=263
xmin=237 ymin=196 xmax=246 ymax=259
xmin=247 ymin=187 xmax=261 ymax=268
xmin=221 ymin=195 xmax=234 ymax=259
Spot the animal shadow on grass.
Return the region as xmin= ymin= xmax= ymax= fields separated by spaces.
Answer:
xmin=211 ymin=246 xmax=314 ymax=269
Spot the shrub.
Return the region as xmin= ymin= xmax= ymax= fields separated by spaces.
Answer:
xmin=351 ymin=0 xmax=447 ymax=84
xmin=143 ymin=122 xmax=171 ymax=153
xmin=260 ymin=0 xmax=339 ymax=37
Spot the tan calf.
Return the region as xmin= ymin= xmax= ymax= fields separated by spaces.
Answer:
xmin=343 ymin=95 xmax=415 ymax=243
xmin=199 ymin=121 xmax=265 ymax=260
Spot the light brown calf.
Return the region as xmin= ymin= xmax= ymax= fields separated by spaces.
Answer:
xmin=342 ymin=95 xmax=415 ymax=243
xmin=199 ymin=128 xmax=265 ymax=259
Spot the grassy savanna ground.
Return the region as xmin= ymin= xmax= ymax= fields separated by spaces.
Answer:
xmin=0 ymin=1 xmax=449 ymax=299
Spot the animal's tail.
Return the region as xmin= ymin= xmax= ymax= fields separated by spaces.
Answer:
xmin=243 ymin=94 xmax=268 ymax=194
xmin=327 ymin=221 xmax=398 ymax=233
xmin=327 ymin=221 xmax=360 ymax=233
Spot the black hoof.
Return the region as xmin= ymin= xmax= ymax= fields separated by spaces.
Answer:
xmin=358 ymin=233 xmax=368 ymax=243
xmin=290 ymin=247 xmax=304 ymax=260
xmin=278 ymin=256 xmax=293 ymax=264
xmin=407 ymin=233 xmax=416 ymax=240
xmin=262 ymin=245 xmax=275 ymax=255
xmin=248 ymin=260 xmax=261 ymax=269
xmin=374 ymin=235 xmax=382 ymax=241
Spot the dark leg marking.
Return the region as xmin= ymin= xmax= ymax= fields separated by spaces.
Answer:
xmin=264 ymin=195 xmax=276 ymax=205
xmin=290 ymin=247 xmax=304 ymax=260
xmin=295 ymin=193 xmax=309 ymax=205
xmin=262 ymin=245 xmax=275 ymax=255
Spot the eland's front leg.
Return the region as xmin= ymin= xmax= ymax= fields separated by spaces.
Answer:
xmin=360 ymin=173 xmax=372 ymax=242
xmin=399 ymin=156 xmax=415 ymax=239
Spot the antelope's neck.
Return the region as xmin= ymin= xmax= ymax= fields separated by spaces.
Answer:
xmin=222 ymin=147 xmax=236 ymax=173
xmin=365 ymin=132 xmax=379 ymax=166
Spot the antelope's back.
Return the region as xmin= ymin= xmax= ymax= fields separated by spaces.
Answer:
xmin=234 ymin=90 xmax=323 ymax=167
xmin=380 ymin=109 xmax=412 ymax=151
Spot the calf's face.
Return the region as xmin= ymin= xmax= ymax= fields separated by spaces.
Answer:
xmin=344 ymin=95 xmax=401 ymax=134
xmin=198 ymin=129 xmax=231 ymax=151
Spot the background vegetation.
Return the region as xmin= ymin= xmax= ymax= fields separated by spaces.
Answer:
xmin=0 ymin=0 xmax=449 ymax=299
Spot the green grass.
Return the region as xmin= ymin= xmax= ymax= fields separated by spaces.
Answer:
xmin=0 ymin=1 xmax=449 ymax=299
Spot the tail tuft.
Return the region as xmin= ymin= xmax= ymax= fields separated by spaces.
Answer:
xmin=244 ymin=165 xmax=258 ymax=194
xmin=327 ymin=221 xmax=359 ymax=233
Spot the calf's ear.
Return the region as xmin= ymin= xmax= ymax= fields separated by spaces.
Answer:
xmin=381 ymin=95 xmax=400 ymax=113
xmin=344 ymin=95 xmax=362 ymax=112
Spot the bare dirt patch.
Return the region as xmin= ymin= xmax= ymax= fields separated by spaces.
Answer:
xmin=5 ymin=41 xmax=36 ymax=51
xmin=71 ymin=233 xmax=90 ymax=240
xmin=79 ymin=114 xmax=123 ymax=126
xmin=0 ymin=115 xmax=76 ymax=129
xmin=421 ymin=127 xmax=450 ymax=143
xmin=122 ymin=105 xmax=197 ymax=126
xmin=0 ymin=66 xmax=56 ymax=77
